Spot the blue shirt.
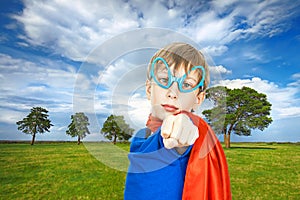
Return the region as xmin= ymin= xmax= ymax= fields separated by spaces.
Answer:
xmin=124 ymin=128 xmax=192 ymax=200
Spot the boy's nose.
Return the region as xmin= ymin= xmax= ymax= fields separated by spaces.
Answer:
xmin=166 ymin=82 xmax=179 ymax=99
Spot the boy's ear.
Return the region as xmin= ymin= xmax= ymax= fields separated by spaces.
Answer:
xmin=146 ymin=80 xmax=151 ymax=100
xmin=193 ymin=91 xmax=205 ymax=110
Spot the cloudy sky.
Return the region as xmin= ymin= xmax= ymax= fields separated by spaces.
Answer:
xmin=1 ymin=0 xmax=300 ymax=142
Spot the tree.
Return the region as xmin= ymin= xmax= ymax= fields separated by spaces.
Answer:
xmin=203 ymin=86 xmax=273 ymax=148
xmin=101 ymin=115 xmax=134 ymax=144
xmin=16 ymin=107 xmax=53 ymax=145
xmin=66 ymin=112 xmax=90 ymax=145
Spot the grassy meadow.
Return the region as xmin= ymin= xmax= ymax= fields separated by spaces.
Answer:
xmin=0 ymin=142 xmax=299 ymax=199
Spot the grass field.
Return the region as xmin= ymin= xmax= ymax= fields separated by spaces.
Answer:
xmin=0 ymin=142 xmax=299 ymax=199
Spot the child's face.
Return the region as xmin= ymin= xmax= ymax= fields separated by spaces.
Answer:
xmin=146 ymin=63 xmax=205 ymax=120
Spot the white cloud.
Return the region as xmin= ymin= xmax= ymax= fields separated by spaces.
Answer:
xmin=127 ymin=93 xmax=151 ymax=130
xmin=291 ymin=73 xmax=300 ymax=79
xmin=0 ymin=53 xmax=77 ymax=93
xmin=10 ymin=0 xmax=299 ymax=62
xmin=0 ymin=53 xmax=77 ymax=121
xmin=208 ymin=65 xmax=232 ymax=86
xmin=289 ymin=73 xmax=300 ymax=87
xmin=0 ymin=109 xmax=26 ymax=125
xmin=183 ymin=0 xmax=300 ymax=47
xmin=242 ymin=49 xmax=265 ymax=62
xmin=93 ymin=58 xmax=150 ymax=129
xmin=217 ymin=77 xmax=300 ymax=119
xmin=98 ymin=59 xmax=136 ymax=90
xmin=13 ymin=0 xmax=140 ymax=61
xmin=202 ymin=45 xmax=229 ymax=56
xmin=210 ymin=65 xmax=232 ymax=76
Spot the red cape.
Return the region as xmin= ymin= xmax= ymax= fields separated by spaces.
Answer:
xmin=182 ymin=111 xmax=231 ymax=200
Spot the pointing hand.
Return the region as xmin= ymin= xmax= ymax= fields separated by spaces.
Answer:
xmin=161 ymin=114 xmax=199 ymax=149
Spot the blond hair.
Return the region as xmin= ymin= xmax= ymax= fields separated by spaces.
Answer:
xmin=147 ymin=42 xmax=210 ymax=91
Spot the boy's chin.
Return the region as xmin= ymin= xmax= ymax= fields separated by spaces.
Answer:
xmin=151 ymin=106 xmax=181 ymax=120
xmin=151 ymin=111 xmax=168 ymax=121
xmin=161 ymin=110 xmax=180 ymax=119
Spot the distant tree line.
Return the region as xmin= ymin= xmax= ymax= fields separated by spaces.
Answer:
xmin=16 ymin=107 xmax=134 ymax=145
xmin=16 ymin=86 xmax=272 ymax=148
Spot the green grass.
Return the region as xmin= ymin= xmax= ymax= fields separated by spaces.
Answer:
xmin=0 ymin=143 xmax=126 ymax=199
xmin=0 ymin=142 xmax=299 ymax=199
xmin=225 ymin=143 xmax=300 ymax=199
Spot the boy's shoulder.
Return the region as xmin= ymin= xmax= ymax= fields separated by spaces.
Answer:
xmin=131 ymin=128 xmax=149 ymax=140
xmin=130 ymin=128 xmax=151 ymax=152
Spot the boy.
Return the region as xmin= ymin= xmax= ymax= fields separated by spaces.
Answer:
xmin=124 ymin=43 xmax=231 ymax=200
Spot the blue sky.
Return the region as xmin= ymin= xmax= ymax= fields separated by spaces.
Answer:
xmin=0 ymin=0 xmax=300 ymax=142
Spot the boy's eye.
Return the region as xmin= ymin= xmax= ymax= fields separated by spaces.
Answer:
xmin=182 ymin=82 xmax=192 ymax=89
xmin=158 ymin=77 xmax=169 ymax=85
xmin=155 ymin=71 xmax=169 ymax=86
xmin=182 ymin=79 xmax=196 ymax=90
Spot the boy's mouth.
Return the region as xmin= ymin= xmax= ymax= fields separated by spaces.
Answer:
xmin=162 ymin=104 xmax=179 ymax=112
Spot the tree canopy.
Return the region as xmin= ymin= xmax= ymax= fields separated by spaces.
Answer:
xmin=16 ymin=107 xmax=53 ymax=145
xmin=203 ymin=86 xmax=273 ymax=148
xmin=101 ymin=115 xmax=133 ymax=144
xmin=66 ymin=112 xmax=90 ymax=144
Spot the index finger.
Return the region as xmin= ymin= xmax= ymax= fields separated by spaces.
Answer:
xmin=161 ymin=115 xmax=176 ymax=138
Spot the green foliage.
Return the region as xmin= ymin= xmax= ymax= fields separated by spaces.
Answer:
xmin=203 ymin=86 xmax=273 ymax=148
xmin=101 ymin=115 xmax=134 ymax=144
xmin=202 ymin=86 xmax=228 ymax=134
xmin=16 ymin=107 xmax=53 ymax=145
xmin=66 ymin=112 xmax=90 ymax=144
xmin=203 ymin=86 xmax=273 ymax=136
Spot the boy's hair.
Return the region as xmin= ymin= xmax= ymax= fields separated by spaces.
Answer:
xmin=147 ymin=42 xmax=210 ymax=91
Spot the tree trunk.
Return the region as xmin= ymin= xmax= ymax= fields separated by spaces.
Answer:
xmin=224 ymin=134 xmax=231 ymax=148
xmin=77 ymin=136 xmax=81 ymax=145
xmin=225 ymin=124 xmax=234 ymax=148
xmin=31 ymin=125 xmax=37 ymax=145
xmin=31 ymin=133 xmax=36 ymax=145
xmin=113 ymin=134 xmax=117 ymax=145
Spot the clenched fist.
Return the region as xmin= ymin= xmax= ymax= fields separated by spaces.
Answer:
xmin=161 ymin=114 xmax=199 ymax=149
